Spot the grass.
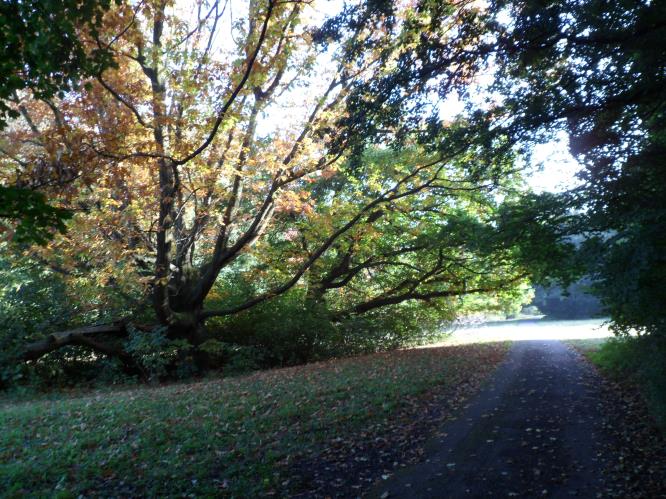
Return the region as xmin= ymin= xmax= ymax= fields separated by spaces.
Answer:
xmin=0 ymin=342 xmax=508 ymax=498
xmin=569 ymin=335 xmax=666 ymax=432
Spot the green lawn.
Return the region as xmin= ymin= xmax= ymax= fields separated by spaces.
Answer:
xmin=0 ymin=342 xmax=508 ymax=497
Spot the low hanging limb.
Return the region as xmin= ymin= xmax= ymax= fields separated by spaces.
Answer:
xmin=20 ymin=323 xmax=130 ymax=363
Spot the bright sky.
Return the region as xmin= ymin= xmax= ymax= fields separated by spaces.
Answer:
xmin=438 ymin=91 xmax=582 ymax=194
xmin=439 ymin=93 xmax=583 ymax=193
xmin=178 ymin=0 xmax=583 ymax=195
xmin=526 ymin=134 xmax=583 ymax=193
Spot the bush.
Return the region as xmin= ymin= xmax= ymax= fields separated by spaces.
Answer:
xmin=199 ymin=339 xmax=265 ymax=376
xmin=207 ymin=289 xmax=451 ymax=370
xmin=0 ymin=256 xmax=75 ymax=389
xmin=333 ymin=303 xmax=450 ymax=354
xmin=210 ymin=292 xmax=337 ymax=367
xmin=124 ymin=325 xmax=191 ymax=381
xmin=0 ymin=252 xmax=145 ymax=391
xmin=0 ymin=251 xmax=504 ymax=390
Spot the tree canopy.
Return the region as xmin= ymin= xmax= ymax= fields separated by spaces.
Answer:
xmin=490 ymin=0 xmax=666 ymax=337
xmin=2 ymin=0 xmax=662 ymax=385
xmin=0 ymin=0 xmax=119 ymax=242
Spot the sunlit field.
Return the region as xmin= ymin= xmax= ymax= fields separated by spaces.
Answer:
xmin=438 ymin=318 xmax=613 ymax=346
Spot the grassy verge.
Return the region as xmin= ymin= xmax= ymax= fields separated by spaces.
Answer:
xmin=569 ymin=336 xmax=666 ymax=431
xmin=0 ymin=342 xmax=508 ymax=497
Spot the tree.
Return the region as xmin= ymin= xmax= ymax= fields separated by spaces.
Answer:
xmin=490 ymin=0 xmax=666 ymax=337
xmin=0 ymin=0 xmax=560 ymax=373
xmin=0 ymin=0 xmax=119 ymax=242
xmin=253 ymin=146 xmax=534 ymax=318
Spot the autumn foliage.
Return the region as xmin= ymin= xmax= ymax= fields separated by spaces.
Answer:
xmin=0 ymin=0 xmax=558 ymax=381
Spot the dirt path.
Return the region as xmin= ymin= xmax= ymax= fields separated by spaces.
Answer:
xmin=369 ymin=340 xmax=622 ymax=498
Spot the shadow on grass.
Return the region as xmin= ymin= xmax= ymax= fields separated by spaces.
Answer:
xmin=0 ymin=341 xmax=509 ymax=498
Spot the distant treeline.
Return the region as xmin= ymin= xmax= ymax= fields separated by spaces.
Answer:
xmin=532 ymin=278 xmax=604 ymax=319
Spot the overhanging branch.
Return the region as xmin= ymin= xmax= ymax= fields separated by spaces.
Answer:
xmin=20 ymin=324 xmax=128 ymax=362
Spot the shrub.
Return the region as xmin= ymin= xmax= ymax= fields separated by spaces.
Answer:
xmin=208 ymin=289 xmax=451 ymax=369
xmin=124 ymin=325 xmax=190 ymax=381
xmin=211 ymin=292 xmax=337 ymax=367
xmin=199 ymin=339 xmax=265 ymax=376
xmin=0 ymin=252 xmax=144 ymax=391
xmin=0 ymin=256 xmax=74 ymax=389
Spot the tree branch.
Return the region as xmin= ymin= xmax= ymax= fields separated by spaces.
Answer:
xmin=173 ymin=0 xmax=275 ymax=166
xmin=20 ymin=324 xmax=127 ymax=362
xmin=97 ymin=75 xmax=153 ymax=129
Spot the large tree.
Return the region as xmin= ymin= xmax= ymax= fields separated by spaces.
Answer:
xmin=0 ymin=0 xmax=559 ymax=371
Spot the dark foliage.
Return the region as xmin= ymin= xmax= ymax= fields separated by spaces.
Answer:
xmin=532 ymin=279 xmax=604 ymax=320
xmin=0 ymin=187 xmax=71 ymax=244
xmin=0 ymin=0 xmax=117 ymax=125
xmin=491 ymin=0 xmax=666 ymax=337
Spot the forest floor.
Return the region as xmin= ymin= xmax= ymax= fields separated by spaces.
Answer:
xmin=2 ymin=320 xmax=664 ymax=498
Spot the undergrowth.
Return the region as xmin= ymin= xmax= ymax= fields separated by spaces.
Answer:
xmin=573 ymin=336 xmax=666 ymax=432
